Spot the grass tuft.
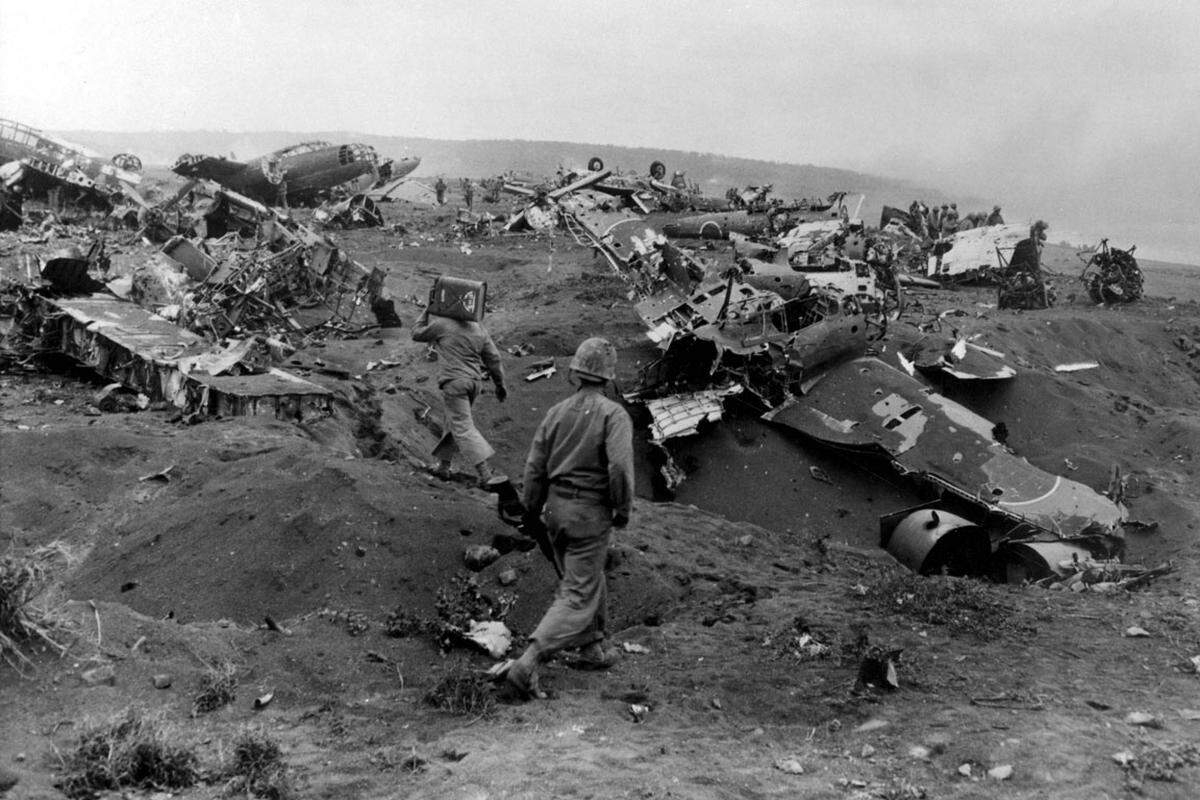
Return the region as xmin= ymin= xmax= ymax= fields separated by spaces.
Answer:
xmin=193 ymin=661 xmax=239 ymax=715
xmin=0 ymin=542 xmax=73 ymax=673
xmin=225 ymin=728 xmax=294 ymax=799
xmin=56 ymin=708 xmax=199 ymax=799
xmin=424 ymin=660 xmax=496 ymax=717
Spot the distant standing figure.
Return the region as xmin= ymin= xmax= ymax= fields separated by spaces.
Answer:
xmin=943 ymin=203 xmax=959 ymax=234
xmin=411 ymin=306 xmax=507 ymax=485
xmin=1009 ymin=220 xmax=1048 ymax=274
xmin=461 ymin=178 xmax=474 ymax=209
xmin=434 ymin=176 xmax=447 ymax=205
xmin=986 ymin=205 xmax=1004 ymax=226
xmin=276 ymin=176 xmax=289 ymax=211
xmin=499 ymin=337 xmax=635 ymax=698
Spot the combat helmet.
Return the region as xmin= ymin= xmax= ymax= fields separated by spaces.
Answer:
xmin=570 ymin=337 xmax=617 ymax=383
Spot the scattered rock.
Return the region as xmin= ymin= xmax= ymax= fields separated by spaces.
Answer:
xmin=957 ymin=763 xmax=972 ymax=777
xmin=710 ymin=698 xmax=723 ymax=710
xmin=860 ymin=744 xmax=876 ymax=758
xmin=773 ymin=757 xmax=805 ymax=775
xmin=462 ymin=544 xmax=501 ymax=572
xmin=854 ymin=718 xmax=890 ymax=733
xmin=152 ymin=673 xmax=172 ymax=689
xmin=1179 ymin=709 xmax=1200 ymax=721
xmin=736 ymin=534 xmax=754 ymax=547
xmin=908 ymin=745 xmax=931 ymax=760
xmin=355 ymin=545 xmax=367 ymax=557
xmin=621 ymin=642 xmax=650 ymax=654
xmin=1124 ymin=626 xmax=1151 ymax=637
xmin=1125 ymin=711 xmax=1162 ymax=728
xmin=1112 ymin=751 xmax=1135 ymax=767
xmin=497 ymin=568 xmax=518 ymax=586
xmin=987 ymin=764 xmax=1013 ymax=781
xmin=80 ymin=664 xmax=115 ymax=687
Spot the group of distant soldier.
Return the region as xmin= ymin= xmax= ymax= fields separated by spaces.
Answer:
xmin=907 ymin=200 xmax=1004 ymax=239
xmin=433 ymin=176 xmax=505 ymax=208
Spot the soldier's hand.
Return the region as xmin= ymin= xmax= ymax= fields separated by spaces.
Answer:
xmin=613 ymin=513 xmax=629 ymax=529
xmin=495 ymin=384 xmax=508 ymax=403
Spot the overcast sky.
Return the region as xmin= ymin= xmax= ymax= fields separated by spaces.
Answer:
xmin=2 ymin=0 xmax=1197 ymax=260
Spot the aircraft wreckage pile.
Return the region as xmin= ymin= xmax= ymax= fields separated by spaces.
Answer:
xmin=1 ymin=185 xmax=386 ymax=419
xmin=1 ymin=123 xmax=1164 ymax=590
xmin=447 ymin=159 xmax=1157 ymax=589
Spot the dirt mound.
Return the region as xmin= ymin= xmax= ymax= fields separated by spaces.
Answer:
xmin=3 ymin=412 xmax=675 ymax=636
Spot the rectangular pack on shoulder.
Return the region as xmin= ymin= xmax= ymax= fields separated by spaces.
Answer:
xmin=428 ymin=276 xmax=487 ymax=321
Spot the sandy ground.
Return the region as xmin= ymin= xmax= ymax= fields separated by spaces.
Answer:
xmin=2 ymin=195 xmax=1199 ymax=799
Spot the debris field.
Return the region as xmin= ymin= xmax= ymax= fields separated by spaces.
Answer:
xmin=2 ymin=141 xmax=1200 ymax=799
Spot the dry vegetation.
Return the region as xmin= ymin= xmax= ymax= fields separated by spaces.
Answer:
xmin=0 ymin=542 xmax=73 ymax=672
xmin=56 ymin=709 xmax=200 ymax=799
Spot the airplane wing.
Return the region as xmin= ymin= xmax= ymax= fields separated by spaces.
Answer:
xmin=172 ymin=155 xmax=247 ymax=184
xmin=927 ymin=223 xmax=1026 ymax=278
xmin=764 ymin=357 xmax=1125 ymax=538
xmin=367 ymin=178 xmax=436 ymax=204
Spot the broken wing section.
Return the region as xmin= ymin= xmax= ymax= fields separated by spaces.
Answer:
xmin=765 ymin=357 xmax=1126 ymax=546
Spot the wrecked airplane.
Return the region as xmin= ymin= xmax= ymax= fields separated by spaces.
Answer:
xmin=664 ymin=191 xmax=855 ymax=240
xmin=764 ymin=356 xmax=1126 ymax=582
xmin=2 ymin=187 xmax=385 ymax=420
xmin=171 ymin=141 xmax=419 ymax=206
xmin=0 ymin=117 xmax=145 ymax=213
xmin=1079 ymin=239 xmax=1143 ymax=305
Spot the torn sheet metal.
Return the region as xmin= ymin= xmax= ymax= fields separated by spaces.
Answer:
xmin=643 ymin=386 xmax=744 ymax=443
xmin=905 ymin=338 xmax=1017 ymax=382
xmin=764 ymin=357 xmax=1126 ymax=543
xmin=185 ymin=368 xmax=332 ymax=419
xmin=926 ymin=224 xmax=1026 ymax=280
xmin=28 ymin=294 xmax=330 ymax=419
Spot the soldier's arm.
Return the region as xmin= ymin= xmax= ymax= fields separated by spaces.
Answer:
xmin=606 ymin=407 xmax=635 ymax=525
xmin=411 ymin=312 xmax=439 ymax=343
xmin=521 ymin=415 xmax=552 ymax=514
xmin=481 ymin=330 xmax=505 ymax=387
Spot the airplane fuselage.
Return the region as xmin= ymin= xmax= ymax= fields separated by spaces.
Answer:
xmin=172 ymin=141 xmax=419 ymax=205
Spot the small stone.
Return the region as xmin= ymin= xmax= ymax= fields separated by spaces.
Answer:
xmin=1112 ymin=751 xmax=1135 ymax=767
xmin=12 ymin=754 xmax=24 ymax=762
xmin=355 ymin=545 xmax=367 ymax=557
xmin=988 ymin=764 xmax=1013 ymax=781
xmin=152 ymin=674 xmax=172 ymax=689
xmin=1124 ymin=711 xmax=1161 ymax=728
xmin=710 ymin=698 xmax=723 ymax=710
xmin=80 ymin=664 xmax=115 ymax=686
xmin=860 ymin=744 xmax=876 ymax=758
xmin=773 ymin=757 xmax=805 ymax=774
xmin=1124 ymin=626 xmax=1151 ymax=637
xmin=497 ymin=568 xmax=518 ymax=586
xmin=737 ymin=535 xmax=754 ymax=546
xmin=958 ymin=763 xmax=972 ymax=777
xmin=908 ymin=745 xmax=931 ymax=760
xmin=854 ymin=718 xmax=890 ymax=733
xmin=462 ymin=544 xmax=501 ymax=572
